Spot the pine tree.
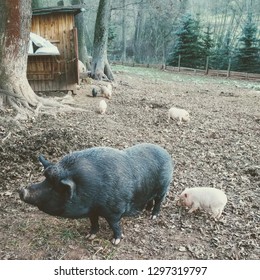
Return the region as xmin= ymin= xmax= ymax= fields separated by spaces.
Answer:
xmin=211 ymin=30 xmax=233 ymax=70
xmin=201 ymin=25 xmax=214 ymax=58
xmin=234 ymin=14 xmax=259 ymax=73
xmin=200 ymin=24 xmax=214 ymax=69
xmin=167 ymin=13 xmax=203 ymax=68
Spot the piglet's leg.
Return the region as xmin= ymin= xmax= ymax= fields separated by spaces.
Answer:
xmin=177 ymin=117 xmax=182 ymax=126
xmin=211 ymin=208 xmax=222 ymax=219
xmin=188 ymin=202 xmax=200 ymax=213
xmin=87 ymin=214 xmax=99 ymax=240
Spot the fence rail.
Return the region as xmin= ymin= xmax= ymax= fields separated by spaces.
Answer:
xmin=111 ymin=61 xmax=260 ymax=82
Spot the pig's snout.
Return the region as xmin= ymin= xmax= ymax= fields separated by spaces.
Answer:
xmin=19 ymin=188 xmax=29 ymax=201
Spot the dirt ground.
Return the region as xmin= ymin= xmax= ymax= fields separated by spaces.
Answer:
xmin=0 ymin=66 xmax=259 ymax=260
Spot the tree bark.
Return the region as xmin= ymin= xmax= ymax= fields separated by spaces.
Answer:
xmin=75 ymin=11 xmax=91 ymax=70
xmin=133 ymin=1 xmax=144 ymax=63
xmin=91 ymin=0 xmax=114 ymax=80
xmin=0 ymin=0 xmax=39 ymax=116
xmin=68 ymin=0 xmax=91 ymax=70
xmin=0 ymin=0 xmax=74 ymax=119
xmin=121 ymin=0 xmax=126 ymax=62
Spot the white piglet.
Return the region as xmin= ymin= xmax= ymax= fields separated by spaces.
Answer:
xmin=78 ymin=60 xmax=86 ymax=74
xmin=178 ymin=187 xmax=227 ymax=219
xmin=101 ymin=84 xmax=112 ymax=99
xmin=99 ymin=100 xmax=107 ymax=114
xmin=168 ymin=107 xmax=190 ymax=124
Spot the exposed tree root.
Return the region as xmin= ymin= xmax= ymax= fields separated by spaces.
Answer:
xmin=91 ymin=59 xmax=114 ymax=81
xmin=0 ymin=88 xmax=87 ymax=121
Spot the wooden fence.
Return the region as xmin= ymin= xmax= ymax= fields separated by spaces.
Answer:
xmin=111 ymin=61 xmax=260 ymax=82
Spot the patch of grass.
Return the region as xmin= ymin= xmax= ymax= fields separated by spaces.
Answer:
xmin=89 ymin=238 xmax=118 ymax=260
xmin=60 ymin=228 xmax=81 ymax=241
xmin=112 ymin=64 xmax=260 ymax=89
xmin=17 ymin=219 xmax=32 ymax=233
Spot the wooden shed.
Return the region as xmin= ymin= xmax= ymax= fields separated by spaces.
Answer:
xmin=27 ymin=6 xmax=82 ymax=93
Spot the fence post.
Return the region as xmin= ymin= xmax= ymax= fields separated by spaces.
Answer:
xmin=227 ymin=58 xmax=231 ymax=77
xmin=205 ymin=56 xmax=209 ymax=75
xmin=178 ymin=55 xmax=181 ymax=71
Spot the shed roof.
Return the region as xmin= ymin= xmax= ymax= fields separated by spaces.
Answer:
xmin=32 ymin=5 xmax=84 ymax=16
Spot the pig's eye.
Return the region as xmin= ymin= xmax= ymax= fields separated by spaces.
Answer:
xmin=51 ymin=183 xmax=67 ymax=196
xmin=44 ymin=166 xmax=59 ymax=185
xmin=48 ymin=179 xmax=71 ymax=199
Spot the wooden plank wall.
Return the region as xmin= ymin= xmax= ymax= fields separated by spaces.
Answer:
xmin=27 ymin=13 xmax=78 ymax=92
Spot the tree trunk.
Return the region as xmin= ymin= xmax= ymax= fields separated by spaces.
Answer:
xmin=91 ymin=0 xmax=114 ymax=81
xmin=121 ymin=0 xmax=126 ymax=62
xmin=133 ymin=1 xmax=144 ymax=63
xmin=68 ymin=0 xmax=91 ymax=70
xmin=0 ymin=0 xmax=40 ymax=117
xmin=0 ymin=0 xmax=74 ymax=119
xmin=75 ymin=11 xmax=91 ymax=70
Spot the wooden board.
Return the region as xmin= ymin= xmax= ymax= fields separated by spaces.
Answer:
xmin=27 ymin=13 xmax=78 ymax=92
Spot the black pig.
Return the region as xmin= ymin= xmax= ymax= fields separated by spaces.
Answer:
xmin=19 ymin=143 xmax=173 ymax=245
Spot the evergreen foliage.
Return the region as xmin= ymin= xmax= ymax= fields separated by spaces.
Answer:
xmin=233 ymin=14 xmax=259 ymax=73
xmin=201 ymin=25 xmax=214 ymax=58
xmin=163 ymin=11 xmax=260 ymax=74
xmin=211 ymin=30 xmax=233 ymax=70
xmin=167 ymin=14 xmax=205 ymax=69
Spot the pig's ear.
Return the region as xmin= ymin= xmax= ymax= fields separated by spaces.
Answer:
xmin=39 ymin=155 xmax=52 ymax=169
xmin=60 ymin=178 xmax=76 ymax=200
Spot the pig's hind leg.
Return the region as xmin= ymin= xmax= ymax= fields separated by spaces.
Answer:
xmin=86 ymin=213 xmax=100 ymax=240
xmin=151 ymin=193 xmax=166 ymax=219
xmin=145 ymin=199 xmax=154 ymax=212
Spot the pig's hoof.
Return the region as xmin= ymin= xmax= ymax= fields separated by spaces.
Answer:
xmin=151 ymin=215 xmax=157 ymax=220
xmin=111 ymin=234 xmax=124 ymax=245
xmin=111 ymin=238 xmax=121 ymax=245
xmin=86 ymin=233 xmax=96 ymax=240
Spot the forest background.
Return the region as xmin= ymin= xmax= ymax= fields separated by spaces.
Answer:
xmin=63 ymin=0 xmax=260 ymax=73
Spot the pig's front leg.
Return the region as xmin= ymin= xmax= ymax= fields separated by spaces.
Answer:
xmin=86 ymin=213 xmax=99 ymax=240
xmin=106 ymin=217 xmax=123 ymax=245
xmin=211 ymin=208 xmax=222 ymax=219
xmin=177 ymin=117 xmax=182 ymax=126
xmin=188 ymin=202 xmax=200 ymax=213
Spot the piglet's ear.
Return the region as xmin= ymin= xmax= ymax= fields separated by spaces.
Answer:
xmin=39 ymin=155 xmax=52 ymax=169
xmin=60 ymin=178 xmax=76 ymax=200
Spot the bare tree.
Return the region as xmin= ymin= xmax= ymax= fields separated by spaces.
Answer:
xmin=132 ymin=0 xmax=183 ymax=64
xmin=133 ymin=1 xmax=144 ymax=63
xmin=91 ymin=0 xmax=114 ymax=80
xmin=120 ymin=0 xmax=128 ymax=62
xmin=69 ymin=0 xmax=92 ymax=70
xmin=75 ymin=10 xmax=91 ymax=70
